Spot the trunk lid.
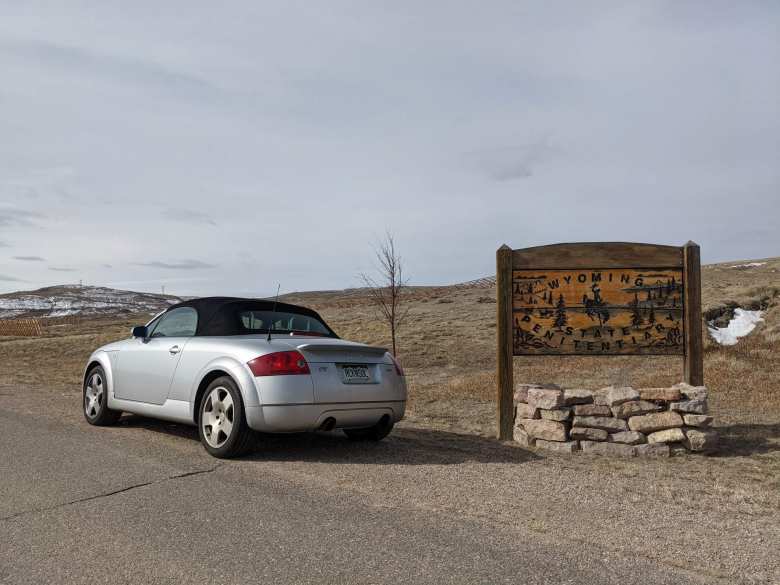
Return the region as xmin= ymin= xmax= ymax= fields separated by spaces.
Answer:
xmin=276 ymin=337 xmax=389 ymax=364
xmin=273 ymin=337 xmax=404 ymax=405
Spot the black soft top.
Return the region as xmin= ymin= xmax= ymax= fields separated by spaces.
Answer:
xmin=166 ymin=297 xmax=336 ymax=337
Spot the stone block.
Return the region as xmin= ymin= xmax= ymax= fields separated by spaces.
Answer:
xmin=515 ymin=403 xmax=539 ymax=420
xmin=605 ymin=386 xmax=640 ymax=406
xmin=570 ymin=427 xmax=608 ymax=442
xmin=673 ymin=383 xmax=708 ymax=401
xmin=592 ymin=387 xmax=615 ymax=405
xmin=635 ymin=443 xmax=670 ymax=458
xmin=572 ymin=416 xmax=628 ymax=433
xmin=669 ymin=443 xmax=688 ymax=457
xmin=647 ymin=428 xmax=686 ymax=444
xmin=514 ymin=383 xmax=539 ymax=404
xmin=580 ymin=441 xmax=635 ymax=457
xmin=670 ymin=399 xmax=708 ymax=415
xmin=609 ymin=431 xmax=646 ymax=445
xmin=535 ymin=440 xmax=578 ymax=453
xmin=628 ymin=411 xmax=683 ymax=433
xmin=521 ymin=418 xmax=568 ymax=442
xmin=562 ymin=388 xmax=593 ymax=406
xmin=684 ymin=429 xmax=719 ymax=453
xmin=611 ymin=400 xmax=661 ymax=419
xmin=574 ymin=404 xmax=612 ymax=417
xmin=638 ymin=387 xmax=682 ymax=402
xmin=513 ymin=426 xmax=534 ymax=448
xmin=682 ymin=414 xmax=713 ymax=428
xmin=527 ymin=388 xmax=564 ymax=410
xmin=540 ymin=408 xmax=572 ymax=422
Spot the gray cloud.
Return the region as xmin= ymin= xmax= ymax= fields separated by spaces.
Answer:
xmin=0 ymin=240 xmax=10 ymax=248
xmin=0 ymin=2 xmax=777 ymax=296
xmin=466 ymin=141 xmax=556 ymax=182
xmin=102 ymin=263 xmax=113 ymax=268
xmin=135 ymin=260 xmax=216 ymax=270
xmin=13 ymin=255 xmax=45 ymax=261
xmin=0 ymin=274 xmax=22 ymax=282
xmin=0 ymin=39 xmax=217 ymax=101
xmin=0 ymin=208 xmax=44 ymax=227
xmin=49 ymin=266 xmax=77 ymax=272
xmin=162 ymin=208 xmax=217 ymax=226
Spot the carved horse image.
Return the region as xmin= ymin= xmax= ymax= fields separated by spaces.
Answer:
xmin=583 ymin=283 xmax=611 ymax=326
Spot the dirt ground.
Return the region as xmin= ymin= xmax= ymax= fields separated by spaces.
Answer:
xmin=0 ymin=258 xmax=778 ymax=582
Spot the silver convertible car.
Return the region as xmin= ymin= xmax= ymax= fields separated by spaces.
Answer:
xmin=83 ymin=297 xmax=407 ymax=457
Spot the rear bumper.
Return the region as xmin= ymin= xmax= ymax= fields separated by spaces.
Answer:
xmin=245 ymin=400 xmax=406 ymax=433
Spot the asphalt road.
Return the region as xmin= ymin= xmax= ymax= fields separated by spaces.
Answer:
xmin=0 ymin=392 xmax=741 ymax=584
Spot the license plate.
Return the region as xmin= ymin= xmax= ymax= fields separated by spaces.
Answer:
xmin=341 ymin=364 xmax=372 ymax=384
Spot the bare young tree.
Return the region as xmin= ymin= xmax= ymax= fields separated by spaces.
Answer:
xmin=359 ymin=232 xmax=409 ymax=356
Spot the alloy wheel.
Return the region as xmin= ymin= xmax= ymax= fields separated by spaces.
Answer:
xmin=84 ymin=372 xmax=104 ymax=419
xmin=202 ymin=387 xmax=234 ymax=448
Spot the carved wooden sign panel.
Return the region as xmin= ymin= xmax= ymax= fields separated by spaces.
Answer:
xmin=512 ymin=268 xmax=684 ymax=355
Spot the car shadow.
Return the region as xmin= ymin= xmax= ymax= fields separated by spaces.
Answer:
xmin=117 ymin=415 xmax=541 ymax=465
xmin=245 ymin=426 xmax=542 ymax=465
xmin=707 ymin=422 xmax=780 ymax=458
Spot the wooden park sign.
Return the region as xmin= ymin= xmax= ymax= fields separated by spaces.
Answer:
xmin=495 ymin=242 xmax=703 ymax=440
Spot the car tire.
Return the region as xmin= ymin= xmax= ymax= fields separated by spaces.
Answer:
xmin=344 ymin=415 xmax=394 ymax=441
xmin=198 ymin=376 xmax=254 ymax=459
xmin=83 ymin=365 xmax=122 ymax=426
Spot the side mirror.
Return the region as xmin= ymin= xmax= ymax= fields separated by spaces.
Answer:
xmin=131 ymin=325 xmax=149 ymax=339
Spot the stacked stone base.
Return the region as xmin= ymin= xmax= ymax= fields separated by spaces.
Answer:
xmin=513 ymin=383 xmax=717 ymax=457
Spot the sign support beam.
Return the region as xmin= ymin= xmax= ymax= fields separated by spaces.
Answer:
xmin=683 ymin=241 xmax=704 ymax=385
xmin=496 ymin=244 xmax=514 ymax=441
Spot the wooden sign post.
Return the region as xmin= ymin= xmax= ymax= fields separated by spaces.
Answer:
xmin=496 ymin=241 xmax=703 ymax=440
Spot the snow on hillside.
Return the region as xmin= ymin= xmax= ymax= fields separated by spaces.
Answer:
xmin=0 ymin=285 xmax=182 ymax=319
xmin=708 ymin=309 xmax=765 ymax=345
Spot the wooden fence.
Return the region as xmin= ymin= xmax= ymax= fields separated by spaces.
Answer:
xmin=0 ymin=318 xmax=44 ymax=337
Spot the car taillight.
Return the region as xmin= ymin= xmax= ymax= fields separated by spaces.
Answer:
xmin=247 ymin=351 xmax=310 ymax=376
xmin=389 ymin=354 xmax=405 ymax=376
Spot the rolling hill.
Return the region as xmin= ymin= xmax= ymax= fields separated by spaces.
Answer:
xmin=0 ymin=256 xmax=777 ymax=449
xmin=0 ymin=285 xmax=182 ymax=320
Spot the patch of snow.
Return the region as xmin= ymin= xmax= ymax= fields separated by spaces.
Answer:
xmin=0 ymin=298 xmax=54 ymax=310
xmin=0 ymin=285 xmax=182 ymax=318
xmin=48 ymin=309 xmax=80 ymax=317
xmin=729 ymin=262 xmax=766 ymax=269
xmin=0 ymin=309 xmax=26 ymax=319
xmin=708 ymin=309 xmax=764 ymax=345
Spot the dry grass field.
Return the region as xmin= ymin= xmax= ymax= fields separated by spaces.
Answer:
xmin=286 ymin=257 xmax=780 ymax=431
xmin=1 ymin=257 xmax=778 ymax=499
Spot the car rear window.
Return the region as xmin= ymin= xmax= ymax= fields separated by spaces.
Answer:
xmin=238 ymin=310 xmax=334 ymax=337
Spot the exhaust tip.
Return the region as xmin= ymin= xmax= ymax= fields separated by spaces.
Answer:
xmin=319 ymin=417 xmax=337 ymax=431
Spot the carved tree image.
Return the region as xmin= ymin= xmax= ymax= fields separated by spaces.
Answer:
xmin=630 ymin=293 xmax=644 ymax=326
xmin=553 ymin=293 xmax=567 ymax=329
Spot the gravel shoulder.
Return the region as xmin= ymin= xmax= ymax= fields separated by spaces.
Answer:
xmin=1 ymin=386 xmax=778 ymax=584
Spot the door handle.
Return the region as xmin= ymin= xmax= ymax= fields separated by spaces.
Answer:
xmin=169 ymin=345 xmax=181 ymax=355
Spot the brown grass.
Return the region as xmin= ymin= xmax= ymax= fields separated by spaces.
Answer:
xmin=2 ymin=261 xmax=779 ymax=422
xmin=0 ymin=258 xmax=778 ymax=479
xmin=0 ymin=316 xmax=137 ymax=390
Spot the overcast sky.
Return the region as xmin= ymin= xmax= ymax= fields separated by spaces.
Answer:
xmin=1 ymin=1 xmax=778 ymax=296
